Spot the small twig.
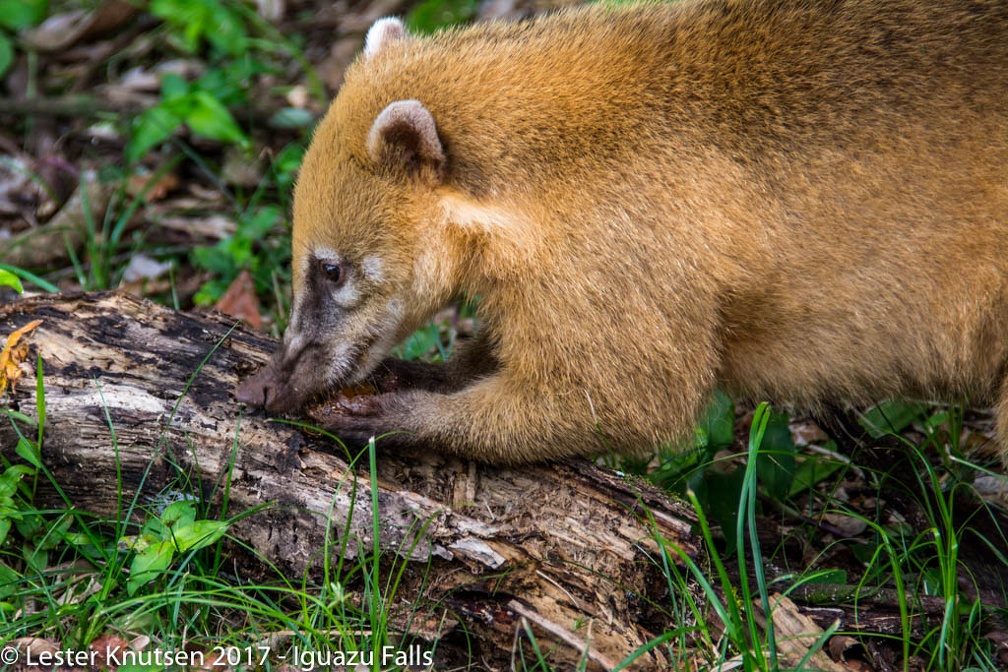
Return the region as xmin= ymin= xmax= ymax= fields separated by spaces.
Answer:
xmin=69 ymin=15 xmax=161 ymax=94
xmin=0 ymin=95 xmax=123 ymax=118
xmin=508 ymin=599 xmax=618 ymax=671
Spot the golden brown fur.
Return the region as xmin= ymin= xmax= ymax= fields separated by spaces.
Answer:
xmin=236 ymin=0 xmax=1008 ymax=463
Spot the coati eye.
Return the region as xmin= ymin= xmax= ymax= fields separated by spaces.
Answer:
xmin=318 ymin=259 xmax=347 ymax=287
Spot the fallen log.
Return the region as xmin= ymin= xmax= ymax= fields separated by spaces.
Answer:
xmin=0 ymin=292 xmax=700 ymax=670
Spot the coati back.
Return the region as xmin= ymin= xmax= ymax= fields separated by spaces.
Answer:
xmin=236 ymin=0 xmax=1008 ymax=464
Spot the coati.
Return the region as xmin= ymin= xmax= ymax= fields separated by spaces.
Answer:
xmin=236 ymin=0 xmax=1008 ymax=464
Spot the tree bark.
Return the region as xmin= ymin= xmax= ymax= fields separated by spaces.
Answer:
xmin=0 ymin=292 xmax=700 ymax=671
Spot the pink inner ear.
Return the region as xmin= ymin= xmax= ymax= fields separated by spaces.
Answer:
xmin=367 ymin=100 xmax=446 ymax=173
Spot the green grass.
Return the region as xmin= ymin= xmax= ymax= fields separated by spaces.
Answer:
xmin=625 ymin=397 xmax=1007 ymax=672
xmin=2 ymin=324 xmax=1005 ymax=669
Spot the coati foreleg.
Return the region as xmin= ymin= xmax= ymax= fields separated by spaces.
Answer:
xmin=366 ymin=332 xmax=499 ymax=395
xmin=317 ymin=372 xmax=605 ymax=463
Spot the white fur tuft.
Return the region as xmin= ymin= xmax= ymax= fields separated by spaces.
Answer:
xmin=364 ymin=17 xmax=407 ymax=59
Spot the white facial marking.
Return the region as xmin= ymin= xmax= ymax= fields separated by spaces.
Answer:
xmin=309 ymin=246 xmax=362 ymax=307
xmin=286 ymin=300 xmax=302 ymax=333
xmin=325 ymin=341 xmax=353 ymax=386
xmin=285 ymin=332 xmax=304 ymax=354
xmin=362 ymin=255 xmax=384 ymax=283
xmin=285 ymin=282 xmax=310 ymax=341
xmin=313 ymin=246 xmax=342 ymax=264
xmin=334 ymin=283 xmax=361 ymax=307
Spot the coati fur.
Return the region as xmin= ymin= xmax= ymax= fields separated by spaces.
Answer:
xmin=236 ymin=0 xmax=1008 ymax=464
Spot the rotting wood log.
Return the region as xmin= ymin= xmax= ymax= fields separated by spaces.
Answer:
xmin=0 ymin=291 xmax=701 ymax=671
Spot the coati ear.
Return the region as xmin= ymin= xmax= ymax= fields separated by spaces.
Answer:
xmin=367 ymin=99 xmax=446 ymax=182
xmin=364 ymin=17 xmax=407 ymax=59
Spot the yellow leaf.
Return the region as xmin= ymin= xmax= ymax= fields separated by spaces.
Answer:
xmin=0 ymin=319 xmax=42 ymax=398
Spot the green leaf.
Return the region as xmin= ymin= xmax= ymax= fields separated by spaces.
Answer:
xmin=0 ymin=465 xmax=33 ymax=498
xmin=800 ymin=569 xmax=848 ymax=585
xmin=240 ymin=206 xmax=282 ymax=239
xmin=203 ymin=0 xmax=247 ymax=56
xmin=191 ymin=244 xmax=236 ymax=277
xmin=0 ymin=264 xmax=58 ymax=293
xmin=859 ymin=399 xmax=928 ymax=439
xmin=160 ymin=72 xmax=189 ymax=102
xmin=191 ymin=278 xmax=229 ymax=306
xmin=0 ymin=561 xmax=20 ymax=598
xmin=23 ymin=546 xmax=47 ymax=574
xmin=704 ymin=467 xmax=745 ymax=557
xmin=13 ymin=511 xmax=39 ymax=540
xmin=13 ymin=437 xmax=39 ymax=469
xmin=35 ymin=514 xmax=72 ymax=551
xmin=272 ymin=143 xmax=305 ymax=190
xmin=0 ymin=268 xmax=20 ymax=294
xmin=118 ymin=665 xmax=163 ymax=672
xmin=140 ymin=515 xmax=166 ymax=540
xmin=406 ymin=0 xmax=478 ymax=33
xmin=172 ymin=519 xmax=228 ymax=552
xmin=126 ymin=105 xmax=183 ymax=164
xmin=755 ymin=409 xmax=796 ymax=500
xmin=150 ymin=0 xmax=204 ymax=52
xmin=397 ymin=322 xmax=443 ymax=361
xmin=0 ymin=518 xmax=11 ymax=547
xmin=0 ymin=0 xmax=48 ymax=31
xmin=788 ymin=446 xmax=845 ymax=498
xmin=269 ymin=107 xmax=315 ymax=129
xmin=127 ymin=540 xmax=175 ymax=595
xmin=0 ymin=34 xmax=13 ymax=83
xmin=158 ymin=501 xmax=227 ymax=552
xmin=148 ymin=0 xmax=184 ymax=23
xmin=185 ymin=92 xmax=248 ymax=147
xmin=150 ymin=0 xmax=248 ymax=56
xmin=698 ymin=389 xmax=735 ymax=449
xmin=160 ymin=500 xmax=196 ymax=531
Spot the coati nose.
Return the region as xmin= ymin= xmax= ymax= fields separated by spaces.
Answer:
xmin=235 ymin=371 xmax=272 ymax=409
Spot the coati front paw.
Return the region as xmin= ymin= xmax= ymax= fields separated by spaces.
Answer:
xmin=307 ymin=390 xmax=415 ymax=449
